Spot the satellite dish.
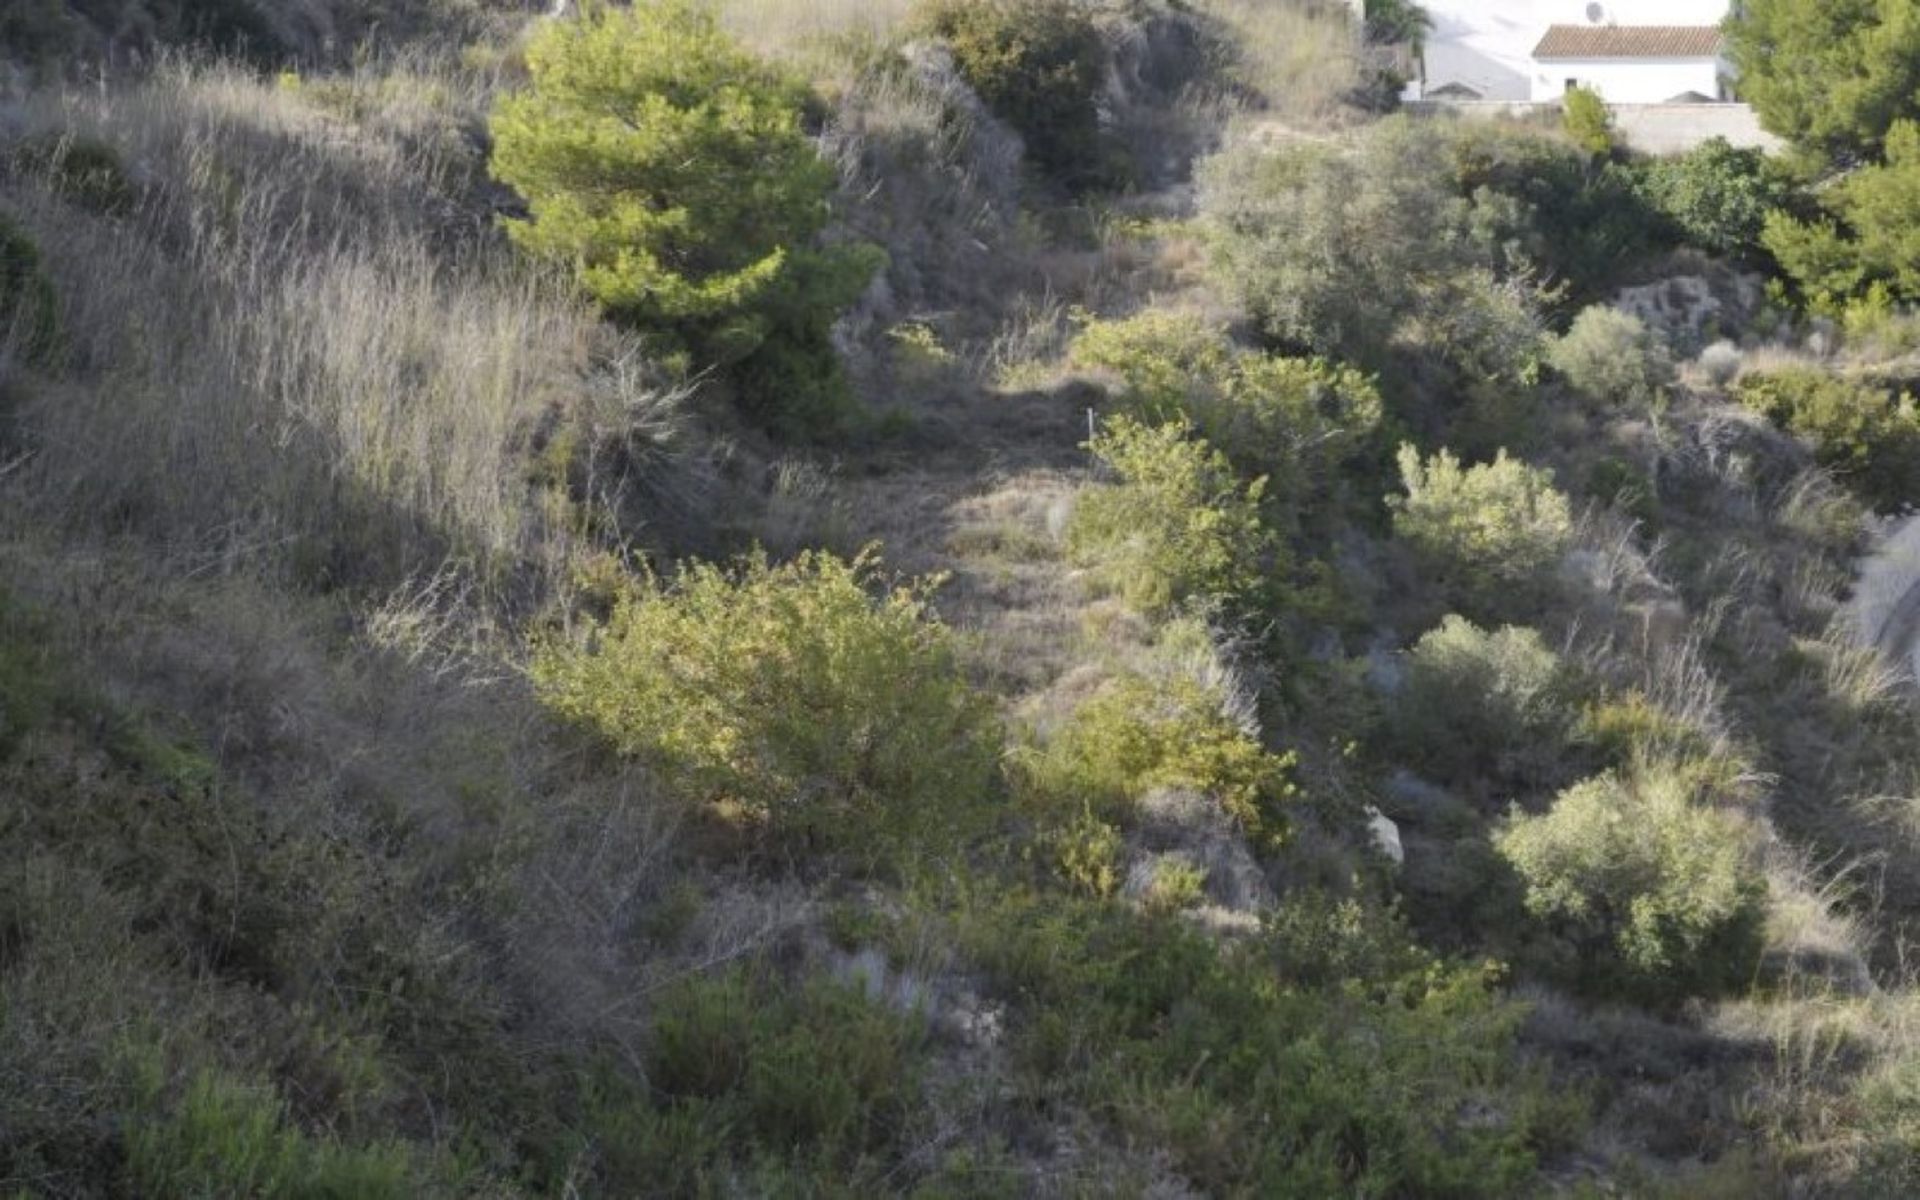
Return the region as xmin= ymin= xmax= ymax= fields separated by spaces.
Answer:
xmin=1586 ymin=2 xmax=1606 ymax=22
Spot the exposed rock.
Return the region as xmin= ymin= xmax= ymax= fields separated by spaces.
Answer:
xmin=1135 ymin=786 xmax=1275 ymax=914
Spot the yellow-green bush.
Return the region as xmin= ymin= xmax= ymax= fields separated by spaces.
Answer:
xmin=1021 ymin=673 xmax=1295 ymax=848
xmin=1067 ymin=416 xmax=1276 ymax=614
xmin=1736 ymin=367 xmax=1920 ymax=512
xmin=1070 ymin=310 xmax=1383 ymax=495
xmin=918 ymin=0 xmax=1110 ymax=188
xmin=1494 ymin=766 xmax=1767 ymax=1003
xmin=531 ymin=549 xmax=997 ymax=862
xmin=1389 ymin=444 xmax=1573 ymax=611
xmin=489 ymin=0 xmax=882 ymax=434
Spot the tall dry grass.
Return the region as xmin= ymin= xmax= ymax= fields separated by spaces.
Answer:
xmin=1194 ymin=0 xmax=1362 ymax=124
xmin=0 ymin=60 xmax=676 ymax=594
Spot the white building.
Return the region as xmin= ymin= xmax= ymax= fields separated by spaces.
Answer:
xmin=1411 ymin=0 xmax=1733 ymax=105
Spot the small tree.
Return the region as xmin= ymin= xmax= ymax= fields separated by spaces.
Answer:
xmin=1561 ymin=86 xmax=1614 ymax=157
xmin=1495 ymin=767 xmax=1766 ymax=1003
xmin=1547 ymin=306 xmax=1674 ymax=410
xmin=489 ymin=1 xmax=882 ymax=433
xmin=1389 ymin=445 xmax=1573 ymax=610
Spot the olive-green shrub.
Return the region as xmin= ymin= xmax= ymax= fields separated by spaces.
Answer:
xmin=1070 ymin=310 xmax=1383 ymax=497
xmin=531 ymin=549 xmax=996 ymax=861
xmin=1396 ymin=616 xmax=1575 ymax=792
xmin=0 ymin=215 xmax=58 ymax=362
xmin=1021 ymin=672 xmax=1296 ymax=847
xmin=1494 ymin=767 xmax=1767 ymax=1003
xmin=489 ymin=0 xmax=882 ymax=434
xmin=1547 ymin=306 xmax=1675 ymax=409
xmin=1389 ymin=445 xmax=1573 ymax=611
xmin=1736 ymin=366 xmax=1920 ymax=512
xmin=918 ymin=0 xmax=1109 ymax=188
xmin=1067 ymin=416 xmax=1276 ymax=614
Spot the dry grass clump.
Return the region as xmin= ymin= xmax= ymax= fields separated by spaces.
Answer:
xmin=1 ymin=61 xmax=678 ymax=593
xmin=1192 ymin=0 xmax=1361 ymax=124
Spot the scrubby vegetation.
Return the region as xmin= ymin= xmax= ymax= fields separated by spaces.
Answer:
xmin=7 ymin=0 xmax=1920 ymax=1194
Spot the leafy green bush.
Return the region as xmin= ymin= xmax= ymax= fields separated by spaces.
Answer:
xmin=0 ymin=215 xmax=58 ymax=362
xmin=1635 ymin=137 xmax=1793 ymax=259
xmin=1494 ymin=767 xmax=1767 ymax=1003
xmin=1389 ymin=445 xmax=1574 ymax=611
xmin=919 ymin=0 xmax=1109 ymax=188
xmin=531 ymin=549 xmax=997 ymax=862
xmin=1070 ymin=310 xmax=1383 ymax=497
xmin=1547 ymin=306 xmax=1675 ymax=409
xmin=1396 ymin=616 xmax=1576 ymax=792
xmin=1067 ymin=416 xmax=1276 ymax=614
xmin=489 ymin=0 xmax=882 ymax=434
xmin=1736 ymin=367 xmax=1920 ymax=512
xmin=1562 ymin=86 xmax=1614 ymax=157
xmin=1021 ymin=672 xmax=1297 ymax=847
xmin=127 ymin=1069 xmax=412 ymax=1198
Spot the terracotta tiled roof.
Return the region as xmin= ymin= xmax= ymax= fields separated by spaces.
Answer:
xmin=1533 ymin=25 xmax=1726 ymax=60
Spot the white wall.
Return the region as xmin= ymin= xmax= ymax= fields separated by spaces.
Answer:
xmin=1532 ymin=57 xmax=1726 ymax=104
xmin=1417 ymin=0 xmax=1536 ymax=100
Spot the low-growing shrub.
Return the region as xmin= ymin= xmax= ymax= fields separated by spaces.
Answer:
xmin=1396 ymin=616 xmax=1576 ymax=792
xmin=954 ymin=891 xmax=1561 ymax=1196
xmin=531 ymin=549 xmax=997 ymax=862
xmin=1067 ymin=416 xmax=1276 ymax=614
xmin=1547 ymin=306 xmax=1674 ymax=410
xmin=1022 ymin=673 xmax=1296 ymax=847
xmin=126 ymin=1068 xmax=413 ymax=1198
xmin=595 ymin=968 xmax=928 ymax=1189
xmin=1389 ymin=445 xmax=1574 ymax=613
xmin=1736 ymin=367 xmax=1920 ymax=512
xmin=0 ymin=215 xmax=59 ymax=362
xmin=8 ymin=135 xmax=138 ymax=215
xmin=918 ymin=0 xmax=1110 ymax=188
xmin=1070 ymin=310 xmax=1383 ymax=497
xmin=1494 ymin=767 xmax=1767 ymax=1003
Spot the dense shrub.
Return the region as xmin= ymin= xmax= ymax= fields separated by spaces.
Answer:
xmin=0 ymin=215 xmax=59 ymax=362
xmin=1635 ymin=137 xmax=1794 ymax=259
xmin=1067 ymin=416 xmax=1276 ymax=614
xmin=1396 ymin=616 xmax=1576 ymax=792
xmin=1736 ymin=367 xmax=1920 ymax=512
xmin=1070 ymin=310 xmax=1383 ymax=497
xmin=1547 ymin=306 xmax=1675 ymax=410
xmin=531 ymin=549 xmax=996 ymax=861
xmin=1389 ymin=445 xmax=1574 ymax=611
xmin=1022 ymin=672 xmax=1296 ymax=847
xmin=489 ymin=1 xmax=882 ymax=434
xmin=1495 ymin=767 xmax=1767 ymax=1003
xmin=918 ymin=0 xmax=1109 ymax=188
xmin=1201 ymin=120 xmax=1635 ymax=381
